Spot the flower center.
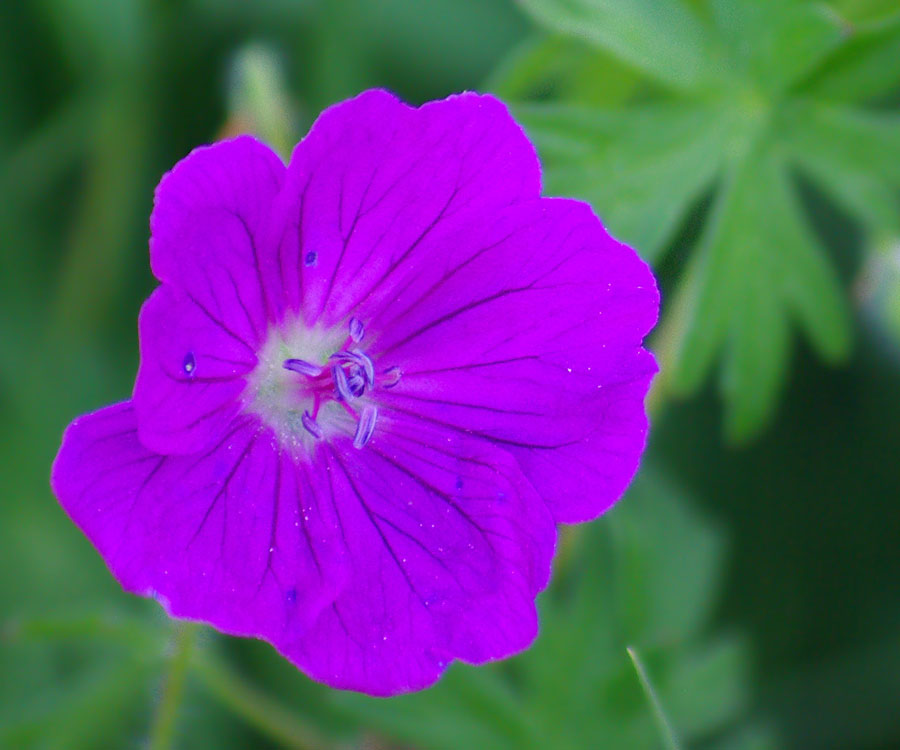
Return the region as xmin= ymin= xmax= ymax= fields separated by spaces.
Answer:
xmin=243 ymin=316 xmax=400 ymax=451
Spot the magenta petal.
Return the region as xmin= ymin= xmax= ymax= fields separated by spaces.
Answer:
xmin=52 ymin=89 xmax=661 ymax=695
xmin=133 ymin=284 xmax=255 ymax=455
xmin=368 ymin=198 xmax=659 ymax=523
xmin=282 ymin=414 xmax=556 ymax=695
xmin=267 ymin=89 xmax=541 ymax=327
xmin=150 ymin=135 xmax=286 ymax=344
xmin=51 ymin=403 xmax=349 ymax=642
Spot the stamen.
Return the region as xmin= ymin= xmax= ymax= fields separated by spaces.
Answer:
xmin=182 ymin=352 xmax=196 ymax=377
xmin=353 ymin=349 xmax=375 ymax=387
xmin=332 ymin=365 xmax=354 ymax=401
xmin=283 ymin=358 xmax=323 ymax=377
xmin=382 ymin=366 xmax=402 ymax=389
xmin=347 ymin=373 xmax=366 ymax=397
xmin=349 ymin=317 xmax=364 ymax=343
xmin=353 ymin=406 xmax=378 ymax=449
xmin=301 ymin=410 xmax=323 ymax=439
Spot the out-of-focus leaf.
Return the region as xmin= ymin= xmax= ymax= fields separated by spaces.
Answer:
xmin=830 ymin=0 xmax=900 ymax=24
xmin=798 ymin=11 xmax=900 ymax=102
xmin=516 ymin=0 xmax=718 ymax=92
xmin=33 ymin=0 xmax=147 ymax=73
xmin=51 ymin=82 xmax=153 ymax=339
xmin=606 ymin=469 xmax=725 ymax=646
xmin=664 ymin=636 xmax=750 ymax=737
xmin=711 ymin=0 xmax=846 ymax=94
xmin=516 ymin=101 xmax=726 ymax=263
xmin=788 ymin=102 xmax=900 ymax=186
xmin=670 ymin=146 xmax=851 ymax=440
xmin=486 ymin=34 xmax=642 ymax=107
xmin=0 ymin=612 xmax=168 ymax=750
xmin=337 ymin=665 xmax=539 ymax=750
xmin=785 ymin=98 xmax=900 ymax=246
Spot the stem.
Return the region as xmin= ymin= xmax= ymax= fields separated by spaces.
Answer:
xmin=148 ymin=622 xmax=198 ymax=750
xmin=627 ymin=646 xmax=681 ymax=750
xmin=191 ymin=650 xmax=331 ymax=750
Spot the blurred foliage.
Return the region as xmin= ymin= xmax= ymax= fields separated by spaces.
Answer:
xmin=506 ymin=0 xmax=900 ymax=440
xmin=1 ymin=0 xmax=899 ymax=749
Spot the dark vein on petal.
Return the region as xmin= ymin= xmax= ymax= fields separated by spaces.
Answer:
xmin=223 ymin=208 xmax=271 ymax=326
xmin=189 ymin=436 xmax=255 ymax=548
xmin=183 ymin=290 xmax=254 ymax=354
xmin=330 ymin=449 xmax=427 ymax=606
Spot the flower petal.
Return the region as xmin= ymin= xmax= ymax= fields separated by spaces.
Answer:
xmin=150 ymin=135 xmax=286 ymax=346
xmin=51 ymin=402 xmax=349 ymax=642
xmin=267 ymin=89 xmax=541 ymax=327
xmin=367 ymin=198 xmax=659 ymax=523
xmin=133 ymin=284 xmax=257 ymax=454
xmin=282 ymin=413 xmax=556 ymax=695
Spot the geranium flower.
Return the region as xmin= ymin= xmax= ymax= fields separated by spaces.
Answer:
xmin=51 ymin=90 xmax=658 ymax=695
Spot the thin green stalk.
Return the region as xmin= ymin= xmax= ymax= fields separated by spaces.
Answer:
xmin=191 ymin=650 xmax=331 ymax=750
xmin=627 ymin=646 xmax=681 ymax=750
xmin=147 ymin=622 xmax=198 ymax=750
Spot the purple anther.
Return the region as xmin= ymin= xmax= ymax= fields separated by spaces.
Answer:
xmin=283 ymin=358 xmax=323 ymax=377
xmin=182 ymin=352 xmax=196 ymax=378
xmin=329 ymin=351 xmax=358 ymax=364
xmin=332 ymin=364 xmax=354 ymax=401
xmin=353 ymin=349 xmax=375 ymax=387
xmin=347 ymin=373 xmax=366 ymax=398
xmin=382 ymin=366 xmax=402 ymax=389
xmin=353 ymin=406 xmax=378 ymax=449
xmin=301 ymin=410 xmax=323 ymax=439
xmin=349 ymin=317 xmax=365 ymax=343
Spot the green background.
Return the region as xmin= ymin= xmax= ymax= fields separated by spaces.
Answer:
xmin=2 ymin=1 xmax=899 ymax=748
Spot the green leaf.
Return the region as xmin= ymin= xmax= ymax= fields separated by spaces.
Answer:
xmin=788 ymin=101 xmax=900 ymax=187
xmin=516 ymin=101 xmax=726 ymax=262
xmin=670 ymin=145 xmax=851 ymax=441
xmin=664 ymin=636 xmax=751 ymax=737
xmin=486 ymin=34 xmax=643 ymax=107
xmin=516 ymin=0 xmax=717 ymax=91
xmin=606 ymin=469 xmax=725 ymax=647
xmin=710 ymin=0 xmax=847 ymax=94
xmin=798 ymin=11 xmax=900 ymax=102
xmin=830 ymin=0 xmax=900 ymax=24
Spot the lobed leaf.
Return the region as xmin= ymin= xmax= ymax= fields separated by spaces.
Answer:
xmin=516 ymin=101 xmax=726 ymax=263
xmin=798 ymin=10 xmax=900 ymax=102
xmin=516 ymin=0 xmax=718 ymax=91
xmin=710 ymin=0 xmax=847 ymax=95
xmin=671 ymin=145 xmax=851 ymax=441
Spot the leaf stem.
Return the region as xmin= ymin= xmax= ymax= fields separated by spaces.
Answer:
xmin=191 ymin=650 xmax=331 ymax=750
xmin=147 ymin=621 xmax=197 ymax=750
xmin=627 ymin=646 xmax=681 ymax=750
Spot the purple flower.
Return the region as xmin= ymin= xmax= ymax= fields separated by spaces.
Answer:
xmin=51 ymin=90 xmax=659 ymax=695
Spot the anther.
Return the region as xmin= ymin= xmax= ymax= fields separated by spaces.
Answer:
xmin=353 ymin=407 xmax=378 ymax=449
xmin=382 ymin=366 xmax=402 ymax=389
xmin=182 ymin=352 xmax=196 ymax=377
xmin=349 ymin=317 xmax=364 ymax=343
xmin=283 ymin=358 xmax=323 ymax=377
xmin=332 ymin=365 xmax=354 ymax=401
xmin=353 ymin=349 xmax=375 ymax=387
xmin=347 ymin=373 xmax=366 ymax=397
xmin=301 ymin=410 xmax=323 ymax=439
